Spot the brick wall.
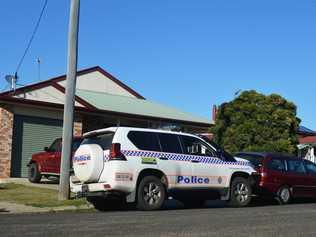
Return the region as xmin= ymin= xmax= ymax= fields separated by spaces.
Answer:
xmin=0 ymin=106 xmax=13 ymax=179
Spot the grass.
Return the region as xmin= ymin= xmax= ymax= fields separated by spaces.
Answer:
xmin=0 ymin=183 xmax=87 ymax=208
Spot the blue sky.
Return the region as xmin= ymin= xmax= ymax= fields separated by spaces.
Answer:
xmin=0 ymin=0 xmax=315 ymax=129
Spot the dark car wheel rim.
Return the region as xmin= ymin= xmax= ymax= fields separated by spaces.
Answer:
xmin=143 ymin=182 xmax=161 ymax=206
xmin=280 ymin=188 xmax=290 ymax=202
xmin=234 ymin=183 xmax=249 ymax=203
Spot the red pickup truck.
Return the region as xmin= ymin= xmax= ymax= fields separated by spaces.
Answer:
xmin=27 ymin=137 xmax=82 ymax=183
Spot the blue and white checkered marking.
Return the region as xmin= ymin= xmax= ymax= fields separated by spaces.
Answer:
xmin=121 ymin=150 xmax=251 ymax=166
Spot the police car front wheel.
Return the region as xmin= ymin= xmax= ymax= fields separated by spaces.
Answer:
xmin=137 ymin=176 xmax=166 ymax=211
xmin=228 ymin=177 xmax=252 ymax=207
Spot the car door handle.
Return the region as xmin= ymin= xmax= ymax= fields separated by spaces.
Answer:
xmin=159 ymin=157 xmax=168 ymax=160
xmin=191 ymin=160 xmax=200 ymax=163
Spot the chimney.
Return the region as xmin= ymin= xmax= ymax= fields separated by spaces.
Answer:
xmin=212 ymin=105 xmax=217 ymax=122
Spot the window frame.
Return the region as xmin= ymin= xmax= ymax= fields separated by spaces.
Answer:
xmin=156 ymin=133 xmax=183 ymax=154
xmin=303 ymin=160 xmax=316 ymax=175
xmin=81 ymin=132 xmax=115 ymax=150
xmin=127 ymin=131 xmax=162 ymax=152
xmin=267 ymin=158 xmax=287 ymax=172
xmin=48 ymin=138 xmax=61 ymax=153
xmin=179 ymin=135 xmax=218 ymax=158
xmin=286 ymin=159 xmax=306 ymax=174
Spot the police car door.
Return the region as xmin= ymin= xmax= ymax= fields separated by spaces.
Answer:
xmin=180 ymin=135 xmax=227 ymax=188
xmin=156 ymin=133 xmax=193 ymax=189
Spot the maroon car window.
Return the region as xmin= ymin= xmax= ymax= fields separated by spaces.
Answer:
xmin=287 ymin=160 xmax=306 ymax=174
xmin=304 ymin=160 xmax=316 ymax=175
xmin=268 ymin=159 xmax=286 ymax=172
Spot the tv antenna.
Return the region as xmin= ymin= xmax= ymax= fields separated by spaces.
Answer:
xmin=37 ymin=57 xmax=41 ymax=81
xmin=5 ymin=74 xmax=18 ymax=91
xmin=234 ymin=89 xmax=242 ymax=97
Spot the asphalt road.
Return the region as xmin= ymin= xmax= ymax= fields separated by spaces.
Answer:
xmin=1 ymin=200 xmax=316 ymax=237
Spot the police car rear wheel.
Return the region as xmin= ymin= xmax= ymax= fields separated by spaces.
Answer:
xmin=229 ymin=177 xmax=251 ymax=207
xmin=137 ymin=176 xmax=166 ymax=211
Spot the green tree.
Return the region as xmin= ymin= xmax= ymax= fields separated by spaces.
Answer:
xmin=212 ymin=90 xmax=300 ymax=154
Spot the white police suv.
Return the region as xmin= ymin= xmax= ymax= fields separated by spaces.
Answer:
xmin=71 ymin=127 xmax=257 ymax=211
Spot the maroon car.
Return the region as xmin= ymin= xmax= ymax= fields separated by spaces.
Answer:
xmin=27 ymin=137 xmax=82 ymax=183
xmin=235 ymin=152 xmax=316 ymax=204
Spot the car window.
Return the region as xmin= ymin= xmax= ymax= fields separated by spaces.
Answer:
xmin=82 ymin=132 xmax=114 ymax=150
xmin=157 ymin=133 xmax=182 ymax=154
xmin=199 ymin=135 xmax=236 ymax=162
xmin=180 ymin=135 xmax=217 ymax=157
xmin=49 ymin=139 xmax=61 ymax=152
xmin=304 ymin=160 xmax=316 ymax=175
xmin=268 ymin=159 xmax=286 ymax=172
xmin=287 ymin=159 xmax=306 ymax=174
xmin=235 ymin=154 xmax=264 ymax=168
xmin=127 ymin=131 xmax=161 ymax=152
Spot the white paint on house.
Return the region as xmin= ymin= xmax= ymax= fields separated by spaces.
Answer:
xmin=58 ymin=71 xmax=137 ymax=98
xmin=13 ymin=105 xmax=64 ymax=120
xmin=14 ymin=86 xmax=84 ymax=107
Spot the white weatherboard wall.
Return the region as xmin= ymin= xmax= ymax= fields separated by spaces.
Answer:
xmin=14 ymin=86 xmax=84 ymax=107
xmin=13 ymin=106 xmax=64 ymax=120
xmin=58 ymin=71 xmax=137 ymax=98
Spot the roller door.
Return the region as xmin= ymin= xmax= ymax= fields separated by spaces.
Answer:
xmin=11 ymin=115 xmax=63 ymax=177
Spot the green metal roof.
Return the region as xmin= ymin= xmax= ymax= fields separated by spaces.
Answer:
xmin=76 ymin=89 xmax=212 ymax=126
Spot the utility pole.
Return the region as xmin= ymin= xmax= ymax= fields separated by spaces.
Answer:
xmin=58 ymin=0 xmax=80 ymax=200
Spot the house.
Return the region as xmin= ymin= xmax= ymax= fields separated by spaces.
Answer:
xmin=298 ymin=126 xmax=316 ymax=162
xmin=0 ymin=66 xmax=212 ymax=178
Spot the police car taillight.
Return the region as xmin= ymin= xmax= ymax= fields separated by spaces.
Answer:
xmin=109 ymin=143 xmax=126 ymax=160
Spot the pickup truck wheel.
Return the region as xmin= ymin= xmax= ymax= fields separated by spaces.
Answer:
xmin=136 ymin=176 xmax=166 ymax=211
xmin=28 ymin=163 xmax=42 ymax=183
xmin=276 ymin=186 xmax=291 ymax=205
xmin=87 ymin=197 xmax=126 ymax=211
xmin=228 ymin=177 xmax=252 ymax=207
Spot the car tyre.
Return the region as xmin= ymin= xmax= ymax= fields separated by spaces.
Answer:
xmin=28 ymin=163 xmax=42 ymax=183
xmin=276 ymin=186 xmax=291 ymax=205
xmin=228 ymin=177 xmax=252 ymax=207
xmin=136 ymin=176 xmax=166 ymax=211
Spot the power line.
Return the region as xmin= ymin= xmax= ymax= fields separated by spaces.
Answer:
xmin=15 ymin=0 xmax=48 ymax=75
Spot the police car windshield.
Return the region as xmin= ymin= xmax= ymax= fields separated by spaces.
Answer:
xmin=198 ymin=135 xmax=236 ymax=162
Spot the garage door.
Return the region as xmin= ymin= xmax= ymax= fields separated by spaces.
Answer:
xmin=11 ymin=115 xmax=63 ymax=177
